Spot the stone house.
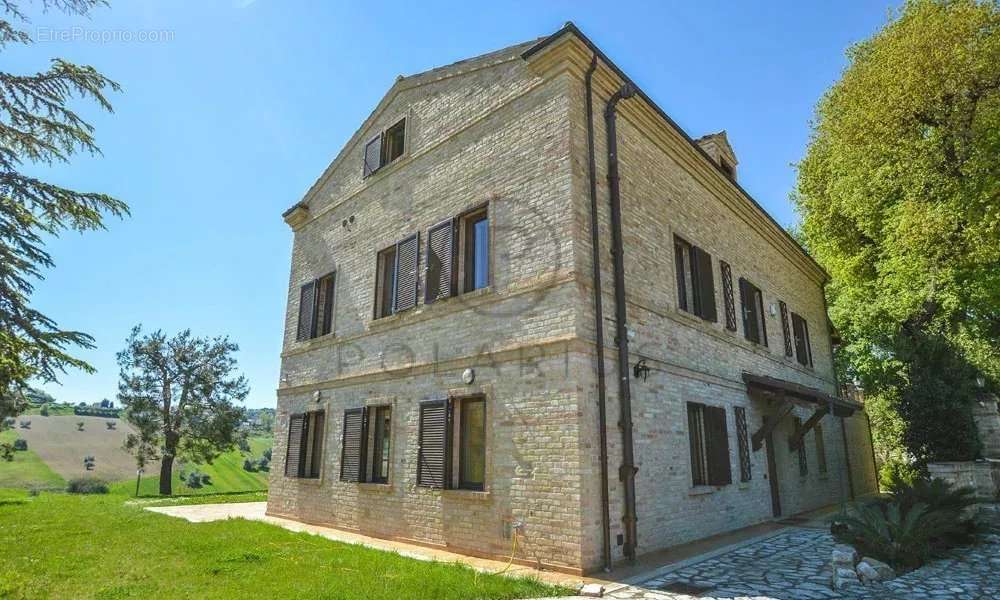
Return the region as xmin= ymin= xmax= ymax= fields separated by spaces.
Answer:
xmin=268 ymin=23 xmax=879 ymax=575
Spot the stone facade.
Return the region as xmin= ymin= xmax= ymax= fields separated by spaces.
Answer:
xmin=268 ymin=26 xmax=878 ymax=574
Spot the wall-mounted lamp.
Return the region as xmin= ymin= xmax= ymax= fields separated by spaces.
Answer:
xmin=342 ymin=215 xmax=355 ymax=231
xmin=769 ymin=303 xmax=778 ymax=317
xmin=633 ymin=359 xmax=650 ymax=382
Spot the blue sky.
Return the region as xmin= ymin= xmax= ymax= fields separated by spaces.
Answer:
xmin=12 ymin=1 xmax=893 ymax=408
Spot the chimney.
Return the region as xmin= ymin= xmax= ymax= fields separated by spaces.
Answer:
xmin=696 ymin=131 xmax=738 ymax=181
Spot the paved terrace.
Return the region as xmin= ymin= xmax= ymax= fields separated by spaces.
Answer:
xmin=146 ymin=502 xmax=1000 ymax=600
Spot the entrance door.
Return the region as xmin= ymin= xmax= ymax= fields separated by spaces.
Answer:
xmin=764 ymin=416 xmax=782 ymax=518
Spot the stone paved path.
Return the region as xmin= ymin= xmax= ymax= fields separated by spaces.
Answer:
xmin=585 ymin=513 xmax=1000 ymax=600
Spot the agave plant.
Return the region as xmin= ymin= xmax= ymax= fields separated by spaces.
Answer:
xmin=887 ymin=477 xmax=977 ymax=514
xmin=832 ymin=500 xmax=955 ymax=570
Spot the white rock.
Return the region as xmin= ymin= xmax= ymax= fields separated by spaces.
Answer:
xmin=579 ymin=583 xmax=605 ymax=598
xmin=831 ymin=544 xmax=858 ymax=566
xmin=858 ymin=556 xmax=896 ymax=582
xmin=831 ymin=567 xmax=861 ymax=590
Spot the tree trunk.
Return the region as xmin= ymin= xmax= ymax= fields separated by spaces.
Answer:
xmin=159 ymin=454 xmax=174 ymax=496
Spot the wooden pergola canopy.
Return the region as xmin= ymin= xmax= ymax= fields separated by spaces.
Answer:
xmin=743 ymin=372 xmax=862 ymax=452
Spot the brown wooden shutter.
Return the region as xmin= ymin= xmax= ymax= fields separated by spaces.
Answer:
xmin=779 ymin=301 xmax=792 ymax=357
xmin=296 ymin=281 xmax=317 ymax=341
xmin=687 ymin=402 xmax=707 ymax=486
xmin=394 ymin=233 xmax=419 ymax=312
xmin=425 ymin=218 xmax=455 ymax=304
xmin=692 ymin=246 xmax=717 ymax=322
xmin=739 ymin=278 xmax=759 ymax=344
xmin=284 ymin=414 xmax=305 ymax=477
xmin=720 ymin=261 xmax=737 ymax=331
xmin=363 ymin=134 xmax=382 ymax=177
xmin=417 ymin=399 xmax=452 ymax=488
xmin=339 ymin=408 xmax=367 ymax=482
xmin=705 ymin=406 xmax=732 ymax=486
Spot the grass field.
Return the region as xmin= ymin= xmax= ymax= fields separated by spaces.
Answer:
xmin=0 ymin=430 xmax=64 ymax=491
xmin=120 ymin=435 xmax=271 ymax=497
xmin=0 ymin=491 xmax=568 ymax=600
xmin=1 ymin=415 xmax=271 ymax=497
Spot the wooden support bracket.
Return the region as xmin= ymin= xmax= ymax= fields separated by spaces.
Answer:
xmin=752 ymin=398 xmax=793 ymax=451
xmin=788 ymin=406 xmax=829 ymax=451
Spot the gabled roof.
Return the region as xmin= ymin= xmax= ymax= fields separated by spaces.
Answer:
xmin=283 ymin=38 xmax=541 ymax=219
xmin=522 ymin=22 xmax=826 ymax=281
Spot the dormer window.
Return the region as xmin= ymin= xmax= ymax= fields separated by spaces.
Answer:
xmin=363 ymin=118 xmax=406 ymax=178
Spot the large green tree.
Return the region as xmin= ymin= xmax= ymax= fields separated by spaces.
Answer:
xmin=796 ymin=0 xmax=999 ymax=472
xmin=0 ymin=0 xmax=126 ymax=421
xmin=117 ymin=327 xmax=249 ymax=495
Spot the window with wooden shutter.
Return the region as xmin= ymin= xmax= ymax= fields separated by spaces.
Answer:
xmin=791 ymin=312 xmax=813 ymax=367
xmin=417 ymin=399 xmax=451 ymax=488
xmin=739 ymin=278 xmax=768 ymax=347
xmin=425 ymin=218 xmax=456 ymax=304
xmin=394 ymin=233 xmax=419 ymax=312
xmin=720 ymin=261 xmax=737 ymax=331
xmin=674 ymin=236 xmax=716 ymax=322
xmin=340 ymin=408 xmax=367 ymax=483
xmin=735 ymin=406 xmax=751 ymax=482
xmin=362 ymin=119 xmax=406 ymax=178
xmin=779 ymin=301 xmax=792 ymax=357
xmin=687 ymin=402 xmax=732 ymax=487
xmin=815 ymin=423 xmax=828 ymax=474
xmin=363 ymin=134 xmax=382 ymax=178
xmin=296 ymin=282 xmax=316 ymax=341
xmin=284 ymin=414 xmax=305 ymax=477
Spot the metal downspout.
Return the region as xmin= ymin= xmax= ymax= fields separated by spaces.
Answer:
xmin=604 ymin=83 xmax=638 ymax=561
xmin=584 ymin=55 xmax=613 ymax=573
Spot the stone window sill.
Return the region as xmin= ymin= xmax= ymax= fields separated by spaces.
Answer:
xmin=444 ymin=488 xmax=491 ymax=501
xmin=289 ymin=476 xmax=324 ymax=486
xmin=357 ymin=482 xmax=394 ymax=493
xmin=688 ymin=486 xmax=716 ymax=496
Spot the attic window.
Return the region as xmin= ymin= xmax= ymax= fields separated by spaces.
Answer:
xmin=363 ymin=118 xmax=406 ymax=178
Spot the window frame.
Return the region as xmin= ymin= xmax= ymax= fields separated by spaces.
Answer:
xmin=740 ymin=278 xmax=768 ymax=347
xmin=295 ymin=271 xmax=337 ymax=342
xmin=362 ymin=117 xmax=407 ymax=178
xmin=286 ymin=410 xmax=325 ymax=480
xmin=791 ymin=312 xmax=814 ymax=368
xmin=459 ymin=206 xmax=490 ymax=295
xmin=686 ymin=401 xmax=732 ymax=487
xmin=374 ymin=245 xmax=398 ymax=319
xmin=456 ymin=396 xmax=486 ymax=491
xmin=369 ymin=405 xmax=392 ymax=484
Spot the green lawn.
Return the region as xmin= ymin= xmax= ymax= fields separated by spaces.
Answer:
xmin=0 ymin=492 xmax=569 ymax=600
xmin=0 ymin=430 xmax=64 ymax=491
xmin=117 ymin=435 xmax=272 ymax=497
